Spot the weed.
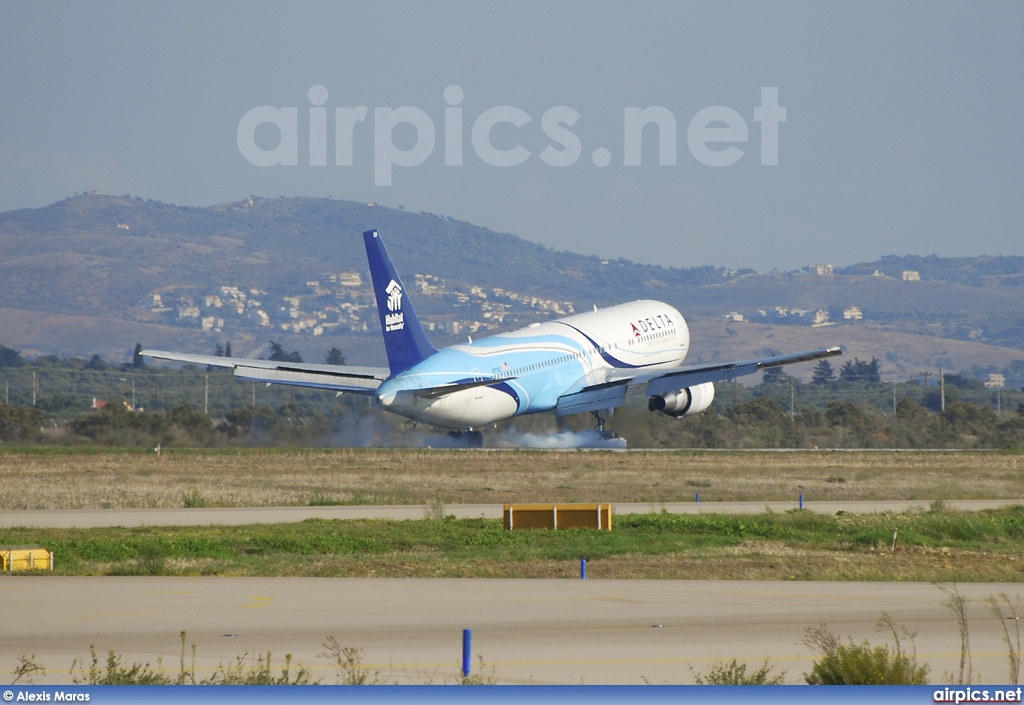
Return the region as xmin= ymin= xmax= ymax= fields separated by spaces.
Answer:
xmin=181 ymin=489 xmax=207 ymax=508
xmin=459 ymin=654 xmax=498 ymax=685
xmin=939 ymin=583 xmax=973 ymax=684
xmin=138 ymin=540 xmax=167 ymax=575
xmin=691 ymin=658 xmax=786 ymax=685
xmin=987 ymin=593 xmax=1022 ymax=684
xmin=72 ymin=646 xmax=171 ymax=685
xmin=802 ymin=619 xmax=929 ymax=685
xmin=424 ymin=499 xmax=452 ymax=522
xmin=205 ymin=652 xmax=313 ymax=685
xmin=10 ymin=654 xmax=45 ymax=685
xmin=67 ymin=632 xmax=314 ymax=686
xmin=320 ymin=637 xmax=386 ymax=684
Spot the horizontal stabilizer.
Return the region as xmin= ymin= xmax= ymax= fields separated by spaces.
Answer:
xmin=233 ymin=367 xmax=382 ymax=392
xmin=141 ymin=349 xmax=389 ymax=395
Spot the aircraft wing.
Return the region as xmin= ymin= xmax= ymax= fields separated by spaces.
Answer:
xmin=556 ymin=346 xmax=843 ymax=416
xmin=141 ymin=350 xmax=390 ymax=394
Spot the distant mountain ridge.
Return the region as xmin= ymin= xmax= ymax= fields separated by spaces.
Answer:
xmin=0 ymin=194 xmax=1022 ymax=381
xmin=837 ymin=254 xmax=1024 ymax=287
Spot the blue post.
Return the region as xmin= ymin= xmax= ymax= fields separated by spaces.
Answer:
xmin=580 ymin=558 xmax=587 ymax=579
xmin=462 ymin=629 xmax=472 ymax=678
xmin=695 ymin=491 xmax=700 ymax=502
xmin=799 ymin=493 xmax=804 ymax=510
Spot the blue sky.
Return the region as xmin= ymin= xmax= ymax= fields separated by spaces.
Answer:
xmin=1 ymin=1 xmax=1021 ymax=271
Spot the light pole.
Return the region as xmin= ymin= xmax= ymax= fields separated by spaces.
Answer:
xmin=939 ymin=367 xmax=945 ymax=412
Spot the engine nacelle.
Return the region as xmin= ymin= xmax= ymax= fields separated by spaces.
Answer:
xmin=648 ymin=382 xmax=715 ymax=418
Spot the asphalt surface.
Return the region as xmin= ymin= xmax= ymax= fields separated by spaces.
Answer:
xmin=2 ymin=499 xmax=1021 ymax=528
xmin=1 ymin=577 xmax=1020 ymax=685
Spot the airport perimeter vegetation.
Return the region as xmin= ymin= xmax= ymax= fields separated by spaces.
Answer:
xmin=2 ymin=446 xmax=1024 ymax=582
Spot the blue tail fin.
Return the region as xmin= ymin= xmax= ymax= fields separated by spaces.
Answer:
xmin=363 ymin=229 xmax=438 ymax=375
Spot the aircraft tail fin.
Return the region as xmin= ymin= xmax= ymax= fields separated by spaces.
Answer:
xmin=363 ymin=229 xmax=438 ymax=375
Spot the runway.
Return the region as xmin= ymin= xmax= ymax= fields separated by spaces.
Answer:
xmin=1 ymin=577 xmax=1020 ymax=685
xmin=2 ymin=498 xmax=1020 ymax=528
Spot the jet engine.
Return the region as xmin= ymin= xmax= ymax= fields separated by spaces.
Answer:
xmin=648 ymin=382 xmax=715 ymax=418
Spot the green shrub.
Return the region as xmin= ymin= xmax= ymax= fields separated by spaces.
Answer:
xmin=803 ymin=623 xmax=929 ymax=685
xmin=692 ymin=658 xmax=786 ymax=685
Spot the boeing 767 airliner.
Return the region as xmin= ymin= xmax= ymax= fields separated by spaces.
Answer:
xmin=143 ymin=229 xmax=842 ymax=446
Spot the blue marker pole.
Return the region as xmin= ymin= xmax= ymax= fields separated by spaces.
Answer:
xmin=799 ymin=493 xmax=804 ymax=510
xmin=695 ymin=491 xmax=700 ymax=502
xmin=462 ymin=629 xmax=472 ymax=678
xmin=580 ymin=558 xmax=587 ymax=579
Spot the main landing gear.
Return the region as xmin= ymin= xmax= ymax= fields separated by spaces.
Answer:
xmin=445 ymin=430 xmax=484 ymax=448
xmin=591 ymin=410 xmax=620 ymax=441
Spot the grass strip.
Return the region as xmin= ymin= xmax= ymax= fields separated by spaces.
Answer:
xmin=2 ymin=506 xmax=1023 ymax=581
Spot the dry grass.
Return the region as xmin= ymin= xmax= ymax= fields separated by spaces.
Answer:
xmin=49 ymin=539 xmax=1024 ymax=582
xmin=0 ymin=448 xmax=1022 ymax=510
xmin=584 ymin=543 xmax=1024 ymax=582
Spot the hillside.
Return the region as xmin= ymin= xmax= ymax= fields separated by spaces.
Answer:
xmin=0 ymin=194 xmax=1022 ymax=382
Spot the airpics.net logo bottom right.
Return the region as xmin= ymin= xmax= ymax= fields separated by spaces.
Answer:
xmin=237 ymin=86 xmax=786 ymax=185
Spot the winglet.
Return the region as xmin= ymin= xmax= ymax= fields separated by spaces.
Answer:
xmin=363 ymin=229 xmax=438 ymax=375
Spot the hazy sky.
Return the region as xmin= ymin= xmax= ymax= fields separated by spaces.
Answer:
xmin=1 ymin=2 xmax=1021 ymax=271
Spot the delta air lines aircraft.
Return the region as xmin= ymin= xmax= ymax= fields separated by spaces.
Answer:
xmin=143 ymin=229 xmax=842 ymax=446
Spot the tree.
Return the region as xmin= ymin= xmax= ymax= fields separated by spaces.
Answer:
xmin=267 ymin=341 xmax=303 ymax=363
xmin=0 ymin=404 xmax=43 ymax=442
xmin=132 ymin=343 xmax=145 ymax=369
xmin=840 ymin=357 xmax=881 ymax=383
xmin=86 ymin=354 xmax=109 ymax=371
xmin=0 ymin=345 xmax=25 ymax=368
xmin=812 ymin=359 xmax=835 ymax=385
xmin=223 ymin=404 xmax=283 ymax=437
xmin=224 ymin=342 xmax=232 ymax=358
xmin=324 ymin=347 xmax=346 ymax=366
xmin=210 ymin=343 xmax=225 ymax=372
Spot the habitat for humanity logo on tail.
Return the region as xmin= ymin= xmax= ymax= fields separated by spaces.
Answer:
xmin=385 ymin=280 xmax=405 ymax=331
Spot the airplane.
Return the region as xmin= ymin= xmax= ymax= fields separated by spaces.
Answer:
xmin=143 ymin=229 xmax=843 ymax=447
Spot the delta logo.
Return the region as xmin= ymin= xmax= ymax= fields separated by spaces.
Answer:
xmin=630 ymin=313 xmax=675 ymax=336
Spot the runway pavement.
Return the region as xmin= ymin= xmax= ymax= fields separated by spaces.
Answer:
xmin=2 ymin=498 xmax=1021 ymax=528
xmin=0 ymin=577 xmax=1020 ymax=685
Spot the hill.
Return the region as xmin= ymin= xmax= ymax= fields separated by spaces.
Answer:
xmin=0 ymin=194 xmax=1022 ymax=383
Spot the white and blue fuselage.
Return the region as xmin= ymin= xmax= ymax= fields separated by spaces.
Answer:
xmin=376 ymin=300 xmax=688 ymax=429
